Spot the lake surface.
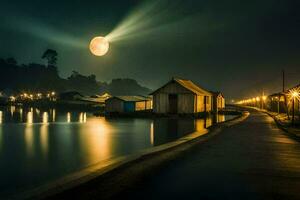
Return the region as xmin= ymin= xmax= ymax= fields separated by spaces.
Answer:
xmin=0 ymin=106 xmax=235 ymax=198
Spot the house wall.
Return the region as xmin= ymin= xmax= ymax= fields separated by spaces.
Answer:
xmin=195 ymin=95 xmax=206 ymax=112
xmin=205 ymin=95 xmax=212 ymax=112
xmin=178 ymin=93 xmax=195 ymax=113
xmin=105 ymin=98 xmax=123 ymax=113
xmin=124 ymin=102 xmax=135 ymax=112
xmin=152 ymin=82 xmax=197 ymax=114
xmin=212 ymin=96 xmax=225 ymax=112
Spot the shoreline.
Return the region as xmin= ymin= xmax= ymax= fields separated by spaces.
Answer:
xmin=15 ymin=111 xmax=249 ymax=200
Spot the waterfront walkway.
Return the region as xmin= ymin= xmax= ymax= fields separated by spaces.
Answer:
xmin=122 ymin=110 xmax=300 ymax=200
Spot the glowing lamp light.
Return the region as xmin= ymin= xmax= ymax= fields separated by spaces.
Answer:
xmin=292 ymin=91 xmax=299 ymax=98
xmin=262 ymin=96 xmax=267 ymax=101
xmin=89 ymin=36 xmax=110 ymax=56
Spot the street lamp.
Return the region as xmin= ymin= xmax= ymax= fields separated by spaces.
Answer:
xmin=262 ymin=95 xmax=267 ymax=109
xmin=256 ymin=97 xmax=260 ymax=108
xmin=291 ymin=91 xmax=299 ymax=125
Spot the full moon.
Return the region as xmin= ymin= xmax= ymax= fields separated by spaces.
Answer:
xmin=89 ymin=36 xmax=110 ymax=56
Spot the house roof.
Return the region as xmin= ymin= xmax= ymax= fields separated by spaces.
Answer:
xmin=109 ymin=95 xmax=152 ymax=102
xmin=150 ymin=78 xmax=212 ymax=96
xmin=210 ymin=91 xmax=224 ymax=98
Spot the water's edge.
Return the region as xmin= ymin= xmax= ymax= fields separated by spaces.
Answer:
xmin=16 ymin=112 xmax=249 ymax=200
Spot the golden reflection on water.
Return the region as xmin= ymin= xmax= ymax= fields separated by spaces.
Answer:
xmin=79 ymin=118 xmax=113 ymax=164
xmin=27 ymin=111 xmax=33 ymax=124
xmin=25 ymin=111 xmax=34 ymax=157
xmin=205 ymin=117 xmax=213 ymax=128
xmin=52 ymin=109 xmax=56 ymax=122
xmin=195 ymin=119 xmax=205 ymax=132
xmin=0 ymin=111 xmax=2 ymax=124
xmin=10 ymin=106 xmax=15 ymax=116
xmin=42 ymin=112 xmax=48 ymax=124
xmin=40 ymin=122 xmax=49 ymax=156
xmin=79 ymin=112 xmax=87 ymax=123
xmin=217 ymin=115 xmax=225 ymax=123
xmin=20 ymin=108 xmax=23 ymax=121
xmin=83 ymin=112 xmax=87 ymax=123
xmin=67 ymin=112 xmax=71 ymax=123
xmin=150 ymin=122 xmax=154 ymax=145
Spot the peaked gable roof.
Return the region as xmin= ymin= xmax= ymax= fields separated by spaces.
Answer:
xmin=150 ymin=78 xmax=212 ymax=96
xmin=210 ymin=91 xmax=225 ymax=98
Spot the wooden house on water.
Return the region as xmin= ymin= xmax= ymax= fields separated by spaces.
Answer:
xmin=211 ymin=92 xmax=225 ymax=112
xmin=105 ymin=96 xmax=152 ymax=113
xmin=150 ymin=78 xmax=213 ymax=114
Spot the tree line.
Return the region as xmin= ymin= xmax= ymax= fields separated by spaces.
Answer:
xmin=0 ymin=49 xmax=151 ymax=96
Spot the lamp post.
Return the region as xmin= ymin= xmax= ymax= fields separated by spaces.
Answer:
xmin=291 ymin=91 xmax=299 ymax=126
xmin=277 ymin=97 xmax=280 ymax=114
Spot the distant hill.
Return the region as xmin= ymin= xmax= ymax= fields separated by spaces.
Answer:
xmin=99 ymin=78 xmax=152 ymax=96
xmin=0 ymin=57 xmax=151 ymax=96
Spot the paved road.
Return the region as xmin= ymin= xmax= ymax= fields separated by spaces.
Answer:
xmin=123 ymin=110 xmax=300 ymax=200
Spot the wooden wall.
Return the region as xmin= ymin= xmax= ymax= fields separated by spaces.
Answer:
xmin=178 ymin=94 xmax=195 ymax=113
xmin=105 ymin=98 xmax=123 ymax=113
xmin=213 ymin=96 xmax=225 ymax=112
xmin=152 ymin=82 xmax=214 ymax=114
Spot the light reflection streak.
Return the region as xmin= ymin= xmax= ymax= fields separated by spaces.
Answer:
xmin=40 ymin=121 xmax=49 ymax=156
xmin=79 ymin=118 xmax=113 ymax=164
xmin=83 ymin=112 xmax=87 ymax=123
xmin=150 ymin=122 xmax=154 ymax=145
xmin=42 ymin=112 xmax=48 ymax=124
xmin=217 ymin=115 xmax=225 ymax=123
xmin=52 ymin=109 xmax=56 ymax=122
xmin=25 ymin=111 xmax=34 ymax=156
xmin=20 ymin=108 xmax=23 ymax=122
xmin=79 ymin=113 xmax=83 ymax=123
xmin=0 ymin=111 xmax=2 ymax=124
xmin=205 ymin=117 xmax=212 ymax=128
xmin=27 ymin=111 xmax=33 ymax=124
xmin=10 ymin=106 xmax=15 ymax=117
xmin=79 ymin=112 xmax=87 ymax=123
xmin=67 ymin=112 xmax=71 ymax=123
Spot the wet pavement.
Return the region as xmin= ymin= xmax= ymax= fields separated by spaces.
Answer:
xmin=124 ymin=110 xmax=300 ymax=200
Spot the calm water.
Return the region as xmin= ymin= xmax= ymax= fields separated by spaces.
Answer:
xmin=0 ymin=106 xmax=235 ymax=198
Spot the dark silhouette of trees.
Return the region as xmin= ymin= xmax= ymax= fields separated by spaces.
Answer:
xmin=6 ymin=58 xmax=17 ymax=65
xmin=0 ymin=50 xmax=152 ymax=96
xmin=42 ymin=49 xmax=58 ymax=66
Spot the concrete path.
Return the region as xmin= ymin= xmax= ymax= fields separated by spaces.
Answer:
xmin=123 ymin=110 xmax=300 ymax=200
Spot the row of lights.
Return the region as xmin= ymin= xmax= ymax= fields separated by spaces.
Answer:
xmin=237 ymin=90 xmax=300 ymax=106
xmin=237 ymin=95 xmax=267 ymax=105
xmin=9 ymin=91 xmax=56 ymax=102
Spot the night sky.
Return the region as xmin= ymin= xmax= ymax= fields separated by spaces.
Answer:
xmin=1 ymin=0 xmax=300 ymax=100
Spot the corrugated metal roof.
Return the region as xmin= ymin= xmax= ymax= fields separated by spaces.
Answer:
xmin=111 ymin=96 xmax=152 ymax=102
